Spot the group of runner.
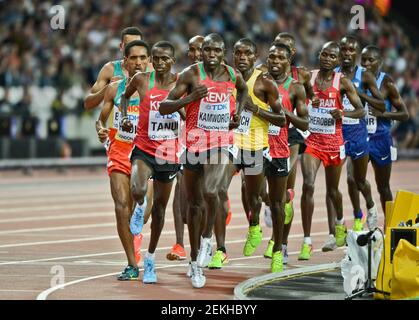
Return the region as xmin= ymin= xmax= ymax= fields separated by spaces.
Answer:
xmin=84 ymin=27 xmax=409 ymax=289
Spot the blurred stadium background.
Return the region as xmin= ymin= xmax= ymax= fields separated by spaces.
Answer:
xmin=0 ymin=0 xmax=417 ymax=163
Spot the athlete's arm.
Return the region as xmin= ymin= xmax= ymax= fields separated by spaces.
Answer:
xmin=159 ymin=68 xmax=207 ymax=115
xmin=371 ymin=76 xmax=409 ymax=122
xmin=84 ymin=62 xmax=114 ymax=110
xmin=299 ymin=68 xmax=319 ymax=107
xmin=247 ymin=76 xmax=285 ymax=127
xmin=234 ymin=71 xmax=249 ymax=119
xmin=287 ymin=82 xmax=309 ymax=131
xmin=338 ymin=77 xmax=366 ymax=119
xmin=358 ymin=70 xmax=386 ymax=112
xmin=95 ymin=83 xmax=117 ymax=143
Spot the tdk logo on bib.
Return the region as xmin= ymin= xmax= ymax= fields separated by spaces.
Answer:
xmin=205 ymin=103 xmax=228 ymax=111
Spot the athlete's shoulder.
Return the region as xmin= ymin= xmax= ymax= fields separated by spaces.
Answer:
xmin=256 ymin=63 xmax=268 ymax=73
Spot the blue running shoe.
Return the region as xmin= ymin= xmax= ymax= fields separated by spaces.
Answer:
xmin=143 ymin=257 xmax=157 ymax=284
xmin=130 ymin=199 xmax=146 ymax=235
xmin=117 ymin=265 xmax=139 ymax=281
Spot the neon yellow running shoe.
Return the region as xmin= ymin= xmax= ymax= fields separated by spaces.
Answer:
xmin=263 ymin=240 xmax=274 ymax=259
xmin=298 ymin=243 xmax=313 ymax=260
xmin=284 ymin=202 xmax=294 ymax=225
xmin=353 ymin=218 xmax=364 ymax=232
xmin=243 ymin=224 xmax=262 ymax=256
xmin=208 ymin=250 xmax=228 ymax=269
xmin=271 ymin=251 xmax=283 ymax=273
xmin=335 ymin=224 xmax=347 ymax=247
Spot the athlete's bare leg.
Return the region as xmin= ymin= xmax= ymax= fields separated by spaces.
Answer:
xmin=267 ymin=175 xmax=288 ymax=253
xmin=110 ymin=171 xmax=136 ymax=267
xmin=325 ymin=162 xmax=344 ymax=235
xmin=148 ymin=179 xmax=174 ymax=253
xmin=372 ymin=162 xmax=392 ymax=228
xmin=172 ymin=173 xmax=185 ymax=247
xmin=300 ymin=153 xmax=322 ymax=237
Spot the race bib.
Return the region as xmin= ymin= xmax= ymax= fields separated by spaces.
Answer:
xmin=366 ymin=104 xmax=377 ymax=134
xmin=268 ymin=123 xmax=281 ymax=136
xmin=342 ymin=94 xmax=359 ymax=125
xmin=308 ymin=106 xmax=336 ymax=134
xmin=262 ymin=147 xmax=272 ymax=161
xmin=148 ymin=110 xmax=180 ymax=140
xmin=233 ymin=109 xmax=253 ymax=135
xmin=228 ymin=144 xmax=239 ymax=159
xmin=197 ymin=99 xmax=230 ymax=132
xmin=339 ymin=144 xmax=346 ymax=160
xmin=391 ymin=146 xmax=397 ymax=161
xmin=113 ymin=110 xmax=138 ymax=142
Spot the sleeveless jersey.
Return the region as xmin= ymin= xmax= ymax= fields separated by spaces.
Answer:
xmin=234 ymin=69 xmax=269 ymax=150
xmin=335 ymin=65 xmax=368 ymax=143
xmin=268 ymin=76 xmax=293 ymax=158
xmin=185 ymin=62 xmax=237 ymax=153
xmin=133 ymin=71 xmax=180 ymax=163
xmin=112 ymin=60 xmax=126 ymax=79
xmin=107 ymin=78 xmax=140 ymax=145
xmin=366 ymin=72 xmax=392 ymax=137
xmin=306 ymin=70 xmax=344 ymax=153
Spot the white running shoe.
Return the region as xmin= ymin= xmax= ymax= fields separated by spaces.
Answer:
xmin=197 ymin=237 xmax=212 ymax=268
xmin=190 ymin=261 xmax=206 ymax=288
xmin=321 ymin=234 xmax=337 ymax=252
xmin=264 ymin=207 xmax=272 ymax=228
xmin=186 ymin=261 xmax=192 ymax=278
xmin=282 ymin=244 xmax=288 ymax=265
xmin=367 ymin=204 xmax=378 ymax=230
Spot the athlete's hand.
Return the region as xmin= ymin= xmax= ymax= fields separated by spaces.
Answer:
xmin=121 ymin=117 xmax=133 ymax=132
xmin=330 ymin=108 xmax=343 ymax=120
xmin=311 ymin=95 xmax=320 ymax=107
xmin=229 ymin=113 xmax=240 ymax=130
xmin=97 ymin=127 xmax=109 ymax=143
xmin=368 ymin=106 xmax=384 ymax=118
xmin=244 ymin=98 xmax=258 ymax=113
xmin=188 ymin=85 xmax=208 ymax=102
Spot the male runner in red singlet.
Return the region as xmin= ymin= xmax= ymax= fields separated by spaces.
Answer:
xmin=159 ymin=33 xmax=249 ymax=288
xmin=95 ymin=40 xmax=150 ymax=280
xmin=262 ymin=42 xmax=308 ymax=272
xmin=120 ymin=41 xmax=182 ymax=284
xmin=298 ymin=42 xmax=365 ymax=261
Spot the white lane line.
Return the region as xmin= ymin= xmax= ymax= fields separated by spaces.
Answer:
xmin=0 ymin=223 xmax=115 ymax=235
xmin=0 ymin=202 xmax=113 ymax=214
xmin=36 ymin=240 xmax=343 ymax=300
xmin=0 ymin=212 xmax=114 ymax=224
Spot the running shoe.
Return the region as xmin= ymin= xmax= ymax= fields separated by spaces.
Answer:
xmin=166 ymin=243 xmax=187 ymax=261
xmin=335 ymin=224 xmax=347 ymax=247
xmin=190 ymin=262 xmax=206 ymax=288
xmin=208 ymin=250 xmax=229 ymax=269
xmin=117 ymin=265 xmax=139 ymax=281
xmin=143 ymin=256 xmax=157 ymax=284
xmin=197 ymin=237 xmax=212 ymax=268
xmin=282 ymin=244 xmax=288 ymax=265
xmin=133 ymin=233 xmax=143 ymax=264
xmin=264 ymin=207 xmax=272 ymax=228
xmin=321 ymin=234 xmax=337 ymax=252
xmin=271 ymin=251 xmax=283 ymax=273
xmin=298 ymin=243 xmax=313 ymax=260
xmin=353 ymin=218 xmax=364 ymax=232
xmin=130 ymin=199 xmax=147 ymax=235
xmin=366 ymin=204 xmax=378 ymax=230
xmin=243 ymin=224 xmax=262 ymax=256
xmin=263 ymin=240 xmax=274 ymax=259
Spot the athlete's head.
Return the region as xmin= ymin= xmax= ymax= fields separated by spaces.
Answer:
xmin=274 ymin=32 xmax=296 ymax=60
xmin=201 ymin=33 xmax=225 ymax=70
xmin=361 ymin=45 xmax=382 ymax=75
xmin=124 ymin=40 xmax=150 ymax=76
xmin=267 ymin=42 xmax=292 ymax=79
xmin=120 ymin=27 xmax=143 ymax=53
xmin=233 ymin=38 xmax=257 ymax=73
xmin=187 ymin=35 xmax=204 ymax=64
xmin=318 ymin=41 xmax=340 ymax=71
xmin=151 ymin=41 xmax=176 ymax=74
xmin=339 ymin=35 xmax=360 ymax=68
